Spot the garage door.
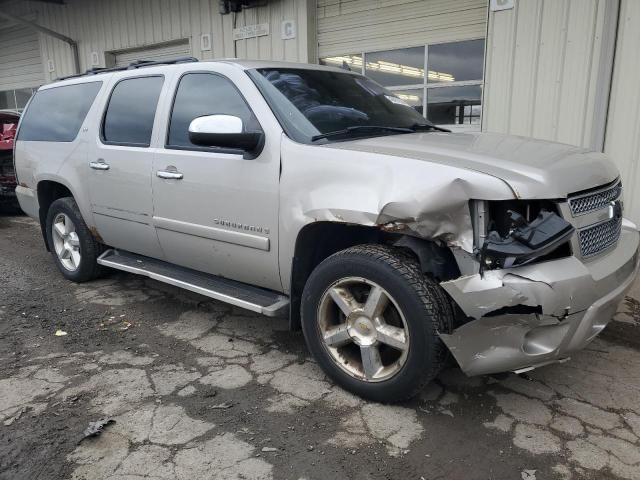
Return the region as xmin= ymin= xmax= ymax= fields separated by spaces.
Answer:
xmin=0 ymin=24 xmax=44 ymax=91
xmin=114 ymin=40 xmax=192 ymax=67
xmin=317 ymin=0 xmax=488 ymax=57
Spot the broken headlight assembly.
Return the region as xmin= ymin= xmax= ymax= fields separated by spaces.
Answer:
xmin=471 ymin=199 xmax=574 ymax=272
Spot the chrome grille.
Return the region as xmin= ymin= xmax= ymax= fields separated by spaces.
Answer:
xmin=568 ymin=180 xmax=622 ymax=216
xmin=578 ymin=216 xmax=622 ymax=257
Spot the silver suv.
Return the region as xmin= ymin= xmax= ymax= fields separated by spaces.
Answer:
xmin=14 ymin=58 xmax=639 ymax=402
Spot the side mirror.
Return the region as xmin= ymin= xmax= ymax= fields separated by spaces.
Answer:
xmin=188 ymin=114 xmax=264 ymax=158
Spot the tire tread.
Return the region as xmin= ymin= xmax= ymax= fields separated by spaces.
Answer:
xmin=303 ymin=243 xmax=452 ymax=402
xmin=46 ymin=197 xmax=105 ymax=282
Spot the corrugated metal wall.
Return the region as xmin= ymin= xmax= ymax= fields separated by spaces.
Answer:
xmin=482 ymin=0 xmax=618 ymax=151
xmin=604 ymin=0 xmax=640 ymax=225
xmin=14 ymin=0 xmax=315 ymax=82
xmin=317 ymin=0 xmax=488 ymax=57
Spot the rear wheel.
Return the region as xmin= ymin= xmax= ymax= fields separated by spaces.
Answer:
xmin=301 ymin=244 xmax=452 ymax=403
xmin=46 ymin=197 xmax=105 ymax=282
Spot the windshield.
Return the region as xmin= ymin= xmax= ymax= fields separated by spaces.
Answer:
xmin=248 ymin=67 xmax=435 ymax=143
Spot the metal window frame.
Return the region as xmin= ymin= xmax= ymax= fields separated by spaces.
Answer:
xmin=338 ymin=38 xmax=487 ymax=123
xmin=319 ymin=39 xmax=486 ymax=126
xmin=424 ymin=41 xmax=484 ymax=127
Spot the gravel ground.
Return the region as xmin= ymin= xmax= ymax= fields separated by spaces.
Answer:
xmin=1 ymin=213 xmax=640 ymax=480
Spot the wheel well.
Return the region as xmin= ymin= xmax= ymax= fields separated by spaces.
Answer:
xmin=37 ymin=181 xmax=73 ymax=251
xmin=288 ymin=221 xmax=460 ymax=330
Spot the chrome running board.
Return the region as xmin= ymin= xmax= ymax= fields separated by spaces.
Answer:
xmin=97 ymin=249 xmax=289 ymax=317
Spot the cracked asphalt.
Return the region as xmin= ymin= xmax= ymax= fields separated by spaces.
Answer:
xmin=2 ymin=213 xmax=640 ymax=480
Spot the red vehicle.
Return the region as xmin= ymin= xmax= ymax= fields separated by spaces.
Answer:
xmin=0 ymin=110 xmax=19 ymax=211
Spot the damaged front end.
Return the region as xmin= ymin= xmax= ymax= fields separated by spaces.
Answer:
xmin=438 ymin=195 xmax=640 ymax=376
xmin=477 ymin=204 xmax=574 ymax=272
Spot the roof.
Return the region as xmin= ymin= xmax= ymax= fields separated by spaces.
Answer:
xmin=45 ymin=57 xmax=356 ymax=89
xmin=214 ymin=59 xmax=350 ymax=73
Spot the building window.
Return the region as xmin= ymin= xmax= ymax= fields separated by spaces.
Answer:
xmin=320 ymin=39 xmax=485 ymax=130
xmin=364 ymin=47 xmax=425 ymax=87
xmin=0 ymin=88 xmax=37 ymax=112
xmin=426 ymin=85 xmax=482 ymax=126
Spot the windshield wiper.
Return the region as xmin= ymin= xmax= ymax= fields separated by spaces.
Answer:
xmin=311 ymin=125 xmax=414 ymax=142
xmin=409 ymin=123 xmax=451 ymax=133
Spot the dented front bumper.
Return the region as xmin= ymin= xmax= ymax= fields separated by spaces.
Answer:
xmin=439 ymin=221 xmax=640 ymax=376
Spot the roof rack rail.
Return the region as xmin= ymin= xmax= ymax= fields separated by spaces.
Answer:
xmin=127 ymin=56 xmax=199 ymax=69
xmin=58 ymin=57 xmax=199 ymax=81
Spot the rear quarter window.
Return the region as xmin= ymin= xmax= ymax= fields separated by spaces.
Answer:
xmin=17 ymin=82 xmax=102 ymax=142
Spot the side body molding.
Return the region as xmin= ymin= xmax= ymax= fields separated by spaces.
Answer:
xmin=153 ymin=216 xmax=270 ymax=251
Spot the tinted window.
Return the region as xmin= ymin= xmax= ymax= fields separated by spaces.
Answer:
xmin=320 ymin=54 xmax=363 ymax=73
xmin=168 ymin=73 xmax=260 ymax=148
xmin=18 ymin=82 xmax=102 ymax=142
xmin=103 ymin=76 xmax=163 ymax=146
xmin=251 ymin=68 xmax=429 ymax=142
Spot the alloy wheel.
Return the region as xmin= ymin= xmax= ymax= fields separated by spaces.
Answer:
xmin=51 ymin=213 xmax=81 ymax=272
xmin=317 ymin=277 xmax=410 ymax=382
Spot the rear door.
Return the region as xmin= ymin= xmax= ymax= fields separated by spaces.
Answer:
xmin=86 ymin=75 xmax=166 ymax=258
xmin=151 ymin=68 xmax=282 ymax=291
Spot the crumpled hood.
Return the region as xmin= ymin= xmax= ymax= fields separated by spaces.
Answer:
xmin=324 ymin=131 xmax=619 ymax=199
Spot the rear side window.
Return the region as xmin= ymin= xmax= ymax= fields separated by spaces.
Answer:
xmin=18 ymin=82 xmax=102 ymax=142
xmin=167 ymin=73 xmax=260 ymax=149
xmin=102 ymin=76 xmax=164 ymax=147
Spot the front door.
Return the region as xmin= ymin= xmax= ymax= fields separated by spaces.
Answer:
xmin=87 ymin=75 xmax=165 ymax=258
xmin=151 ymin=71 xmax=281 ymax=291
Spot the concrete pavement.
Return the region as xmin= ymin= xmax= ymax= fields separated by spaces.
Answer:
xmin=1 ymin=214 xmax=640 ymax=480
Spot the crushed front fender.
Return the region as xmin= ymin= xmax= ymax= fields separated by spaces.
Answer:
xmin=439 ymin=225 xmax=640 ymax=376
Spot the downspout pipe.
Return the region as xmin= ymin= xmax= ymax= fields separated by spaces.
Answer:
xmin=0 ymin=11 xmax=80 ymax=74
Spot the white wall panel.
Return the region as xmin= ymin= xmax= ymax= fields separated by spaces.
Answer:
xmin=12 ymin=0 xmax=315 ymax=82
xmin=482 ymin=0 xmax=618 ymax=151
xmin=604 ymin=0 xmax=640 ymax=226
xmin=317 ymin=0 xmax=488 ymax=57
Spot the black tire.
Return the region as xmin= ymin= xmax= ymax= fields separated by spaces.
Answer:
xmin=301 ymin=244 xmax=452 ymax=403
xmin=45 ymin=197 xmax=105 ymax=282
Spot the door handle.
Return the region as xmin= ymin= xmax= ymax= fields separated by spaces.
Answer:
xmin=157 ymin=170 xmax=184 ymax=180
xmin=89 ymin=160 xmax=110 ymax=170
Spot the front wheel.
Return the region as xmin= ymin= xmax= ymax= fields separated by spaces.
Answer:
xmin=46 ymin=197 xmax=105 ymax=282
xmin=301 ymin=244 xmax=453 ymax=403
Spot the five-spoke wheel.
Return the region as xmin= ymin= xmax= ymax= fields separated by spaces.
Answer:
xmin=302 ymin=244 xmax=451 ymax=402
xmin=51 ymin=213 xmax=81 ymax=271
xmin=46 ymin=197 xmax=105 ymax=282
xmin=318 ymin=278 xmax=410 ymax=382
